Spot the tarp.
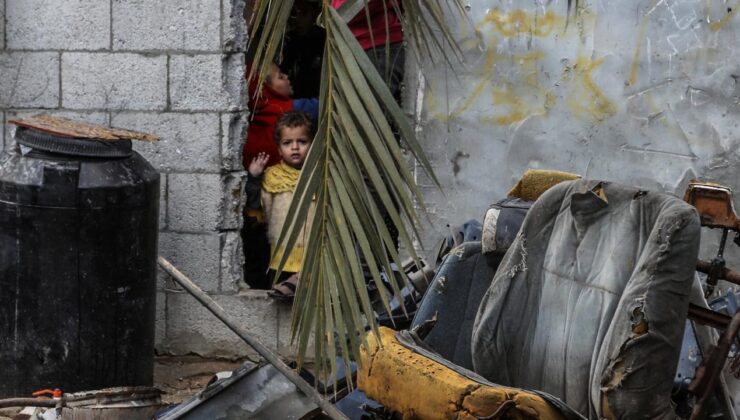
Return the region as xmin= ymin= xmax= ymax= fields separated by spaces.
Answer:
xmin=472 ymin=180 xmax=700 ymax=418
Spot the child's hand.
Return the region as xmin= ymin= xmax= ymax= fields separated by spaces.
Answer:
xmin=248 ymin=152 xmax=269 ymax=177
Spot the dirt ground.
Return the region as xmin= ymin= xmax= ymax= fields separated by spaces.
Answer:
xmin=0 ymin=355 xmax=251 ymax=419
xmin=153 ymin=354 xmax=252 ymax=405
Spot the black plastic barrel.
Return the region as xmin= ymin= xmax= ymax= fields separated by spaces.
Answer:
xmin=0 ymin=127 xmax=159 ymax=397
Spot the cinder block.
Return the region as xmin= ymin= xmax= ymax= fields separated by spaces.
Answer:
xmin=170 ymin=54 xmax=243 ymax=111
xmin=220 ymin=231 xmax=246 ymax=292
xmin=221 ymin=112 xmax=247 ymax=171
xmin=113 ymin=112 xmax=221 ymax=172
xmin=222 ymin=0 xmax=247 ymax=52
xmin=62 ymin=52 xmax=167 ymax=110
xmin=6 ymin=0 xmax=109 ymax=50
xmin=0 ymin=52 xmax=59 ymax=108
xmin=167 ymin=173 xmax=222 ymax=232
xmin=218 ymin=171 xmax=247 ymax=231
xmin=112 ymin=0 xmax=220 ymax=51
xmin=276 ymin=301 xmax=315 ymax=360
xmin=4 ymin=109 xmax=109 ymax=147
xmin=162 ymin=291 xmax=281 ymax=358
xmin=159 ymin=232 xmax=221 ymax=292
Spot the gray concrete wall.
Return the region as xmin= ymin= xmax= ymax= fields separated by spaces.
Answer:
xmin=412 ymin=0 xmax=740 ymax=269
xmin=0 ymin=0 xmax=292 ymax=359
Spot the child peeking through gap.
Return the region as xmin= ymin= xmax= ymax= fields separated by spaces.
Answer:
xmin=243 ymin=63 xmax=319 ymax=169
xmin=245 ymin=111 xmax=315 ymax=301
xmin=242 ymin=62 xmax=318 ymax=290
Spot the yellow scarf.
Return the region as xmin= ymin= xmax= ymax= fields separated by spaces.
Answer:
xmin=263 ymin=161 xmax=300 ymax=194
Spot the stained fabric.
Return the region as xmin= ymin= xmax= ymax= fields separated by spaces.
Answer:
xmin=410 ymin=242 xmax=500 ymax=370
xmin=481 ymin=198 xmax=531 ymax=255
xmin=472 ymin=180 xmax=700 ymax=418
xmin=358 ymin=326 xmax=584 ymax=420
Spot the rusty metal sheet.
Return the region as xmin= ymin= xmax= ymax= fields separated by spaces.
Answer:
xmin=8 ymin=114 xmax=159 ymax=142
xmin=684 ymin=181 xmax=740 ymax=230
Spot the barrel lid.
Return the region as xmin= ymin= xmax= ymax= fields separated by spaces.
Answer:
xmin=8 ymin=114 xmax=159 ymax=159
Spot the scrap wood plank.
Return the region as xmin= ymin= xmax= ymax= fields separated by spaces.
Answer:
xmin=8 ymin=114 xmax=159 ymax=142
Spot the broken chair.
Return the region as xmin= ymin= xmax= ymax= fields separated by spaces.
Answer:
xmin=357 ymin=177 xmax=738 ymax=419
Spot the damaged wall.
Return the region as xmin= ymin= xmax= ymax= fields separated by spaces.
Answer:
xmin=411 ymin=0 xmax=740 ymax=409
xmin=0 ymin=0 xmax=292 ymax=359
xmin=414 ymin=0 xmax=740 ymax=268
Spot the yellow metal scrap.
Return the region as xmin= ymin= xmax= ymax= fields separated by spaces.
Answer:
xmin=358 ymin=327 xmax=569 ymax=420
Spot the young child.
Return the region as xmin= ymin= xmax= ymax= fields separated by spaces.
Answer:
xmin=245 ymin=111 xmax=315 ymax=300
xmin=243 ymin=63 xmax=318 ymax=169
xmin=242 ymin=63 xmax=318 ymax=289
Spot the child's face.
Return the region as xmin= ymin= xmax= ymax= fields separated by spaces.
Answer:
xmin=278 ymin=125 xmax=312 ymax=169
xmin=267 ymin=64 xmax=293 ymax=97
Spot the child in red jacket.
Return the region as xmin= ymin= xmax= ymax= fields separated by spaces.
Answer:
xmin=242 ymin=63 xmax=317 ymax=289
xmin=243 ymin=63 xmax=318 ymax=169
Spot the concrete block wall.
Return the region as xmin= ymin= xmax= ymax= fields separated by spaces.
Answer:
xmin=0 ymin=0 xmax=293 ymax=359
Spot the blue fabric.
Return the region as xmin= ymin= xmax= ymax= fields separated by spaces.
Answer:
xmin=292 ymin=98 xmax=319 ymax=122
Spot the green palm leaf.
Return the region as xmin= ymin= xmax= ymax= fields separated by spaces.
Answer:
xmin=246 ymin=0 xmax=464 ymax=385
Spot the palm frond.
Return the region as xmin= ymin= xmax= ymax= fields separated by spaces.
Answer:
xmin=246 ymin=0 xmax=295 ymax=92
xmin=400 ymin=0 xmax=467 ymax=65
xmin=246 ymin=0 xmax=464 ymax=385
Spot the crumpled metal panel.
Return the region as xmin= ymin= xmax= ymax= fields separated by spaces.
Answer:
xmin=156 ymin=363 xmax=319 ymax=420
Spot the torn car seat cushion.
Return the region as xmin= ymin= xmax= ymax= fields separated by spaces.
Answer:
xmin=472 ymin=180 xmax=700 ymax=418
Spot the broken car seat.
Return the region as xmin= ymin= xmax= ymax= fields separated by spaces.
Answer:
xmin=410 ymin=242 xmax=501 ymax=371
xmin=472 ymin=180 xmax=701 ymax=418
xmin=411 ymin=199 xmax=532 ymax=370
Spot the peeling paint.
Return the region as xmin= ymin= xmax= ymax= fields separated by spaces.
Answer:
xmin=566 ymin=56 xmax=617 ymax=122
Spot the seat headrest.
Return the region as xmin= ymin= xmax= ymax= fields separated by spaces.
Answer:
xmin=507 ymin=169 xmax=581 ymax=202
xmin=482 ymin=198 xmax=532 ymax=255
xmin=483 ymin=170 xmax=580 ymax=255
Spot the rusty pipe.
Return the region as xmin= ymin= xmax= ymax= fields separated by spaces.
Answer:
xmin=688 ymin=304 xmax=732 ymax=330
xmin=0 ymin=398 xmax=57 ymax=409
xmin=696 ymin=260 xmax=740 ymax=286
xmin=689 ymin=308 xmax=740 ymax=420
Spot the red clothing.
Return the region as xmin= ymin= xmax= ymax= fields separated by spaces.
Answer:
xmin=332 ymin=0 xmax=403 ymax=50
xmin=243 ymin=69 xmax=293 ymax=169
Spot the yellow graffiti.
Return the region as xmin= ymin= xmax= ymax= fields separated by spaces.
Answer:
xmin=429 ymin=48 xmax=497 ymax=120
xmin=710 ymin=5 xmax=738 ymax=32
xmin=567 ymin=56 xmax=617 ymax=121
xmin=481 ymin=51 xmax=552 ymax=125
xmin=487 ymin=89 xmax=527 ymax=125
xmin=477 ymin=8 xmax=563 ymax=37
xmin=426 ymin=53 xmax=616 ymax=125
xmin=627 ymin=16 xmax=651 ymax=86
xmin=425 ymin=18 xmax=616 ymax=127
xmin=482 ymin=86 xmax=550 ymax=125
